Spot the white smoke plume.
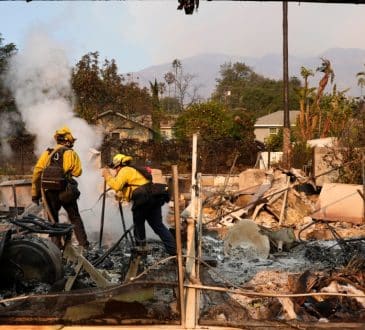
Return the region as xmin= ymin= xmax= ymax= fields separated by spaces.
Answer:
xmin=0 ymin=111 xmax=21 ymax=158
xmin=6 ymin=30 xmax=85 ymax=155
xmin=5 ymin=29 xmax=129 ymax=243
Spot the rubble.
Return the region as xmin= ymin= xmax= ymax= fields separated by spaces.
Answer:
xmin=224 ymin=219 xmax=270 ymax=259
xmin=1 ymin=165 xmax=365 ymax=328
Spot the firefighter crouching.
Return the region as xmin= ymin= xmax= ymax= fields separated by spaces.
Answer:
xmin=102 ymin=154 xmax=176 ymax=256
xmin=31 ymin=126 xmax=89 ymax=249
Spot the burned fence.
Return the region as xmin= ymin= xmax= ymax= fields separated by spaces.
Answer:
xmin=103 ymin=137 xmax=260 ymax=174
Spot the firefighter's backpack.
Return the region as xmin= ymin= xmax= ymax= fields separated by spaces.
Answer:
xmin=41 ymin=147 xmax=68 ymax=190
xmin=131 ymin=166 xmax=170 ymax=205
xmin=149 ymin=182 xmax=170 ymax=204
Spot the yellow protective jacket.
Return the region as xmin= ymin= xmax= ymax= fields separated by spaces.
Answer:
xmin=104 ymin=166 xmax=150 ymax=202
xmin=31 ymin=144 xmax=82 ymax=198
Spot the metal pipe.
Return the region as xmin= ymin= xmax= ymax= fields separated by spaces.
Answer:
xmin=196 ymin=173 xmax=203 ymax=278
xmin=195 ymin=172 xmax=203 ymax=321
xmin=191 ymin=133 xmax=198 ymax=220
xmin=99 ymin=179 xmax=107 ymax=248
xmin=119 ymin=201 xmax=134 ymax=246
xmin=279 ymin=175 xmax=290 ymax=225
xmin=11 ymin=184 xmax=18 ymax=218
xmin=282 ymin=0 xmax=291 ymax=169
xmin=92 ymin=226 xmax=134 ymax=267
xmin=172 ymin=164 xmax=185 ymax=326
xmin=222 ymin=152 xmax=239 ymax=194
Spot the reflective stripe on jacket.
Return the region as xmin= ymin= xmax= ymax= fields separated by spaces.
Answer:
xmin=31 ymin=144 xmax=82 ymax=197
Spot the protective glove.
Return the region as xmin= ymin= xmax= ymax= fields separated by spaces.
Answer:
xmin=101 ymin=167 xmax=111 ymax=178
xmin=32 ymin=196 xmax=40 ymax=205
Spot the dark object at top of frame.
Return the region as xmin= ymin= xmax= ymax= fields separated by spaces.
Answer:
xmin=177 ymin=0 xmax=200 ymax=15
xmin=177 ymin=0 xmax=365 ymax=15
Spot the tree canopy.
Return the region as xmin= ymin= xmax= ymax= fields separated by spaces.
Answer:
xmin=149 ymin=79 xmax=162 ymax=141
xmin=0 ymin=33 xmax=17 ymax=114
xmin=71 ymin=52 xmax=152 ymax=123
xmin=211 ymin=62 xmax=301 ymax=118
xmin=295 ymin=59 xmax=355 ymax=141
xmin=161 ymin=59 xmax=201 ymax=113
xmin=173 ymin=101 xmax=255 ymax=143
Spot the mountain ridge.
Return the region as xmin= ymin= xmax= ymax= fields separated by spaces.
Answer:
xmin=129 ymin=48 xmax=365 ymax=99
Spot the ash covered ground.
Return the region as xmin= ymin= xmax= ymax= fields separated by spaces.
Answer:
xmin=2 ymin=168 xmax=365 ymax=326
xmin=1 ymin=220 xmax=365 ymax=325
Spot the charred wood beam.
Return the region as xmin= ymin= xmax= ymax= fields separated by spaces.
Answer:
xmin=0 ymin=280 xmax=178 ymax=306
xmin=63 ymin=243 xmax=112 ymax=288
xmin=200 ymin=319 xmax=365 ymax=329
xmin=0 ymin=318 xmax=181 ymax=326
xmin=186 ymin=283 xmax=365 ymax=299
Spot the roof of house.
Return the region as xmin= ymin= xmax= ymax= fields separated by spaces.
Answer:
xmin=255 ymin=110 xmax=300 ymax=127
xmin=95 ymin=110 xmax=154 ymax=132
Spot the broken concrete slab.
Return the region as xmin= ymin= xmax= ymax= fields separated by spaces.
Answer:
xmin=311 ymin=183 xmax=364 ymax=224
xmin=238 ymin=169 xmax=266 ymax=194
xmin=224 ymin=219 xmax=270 ymax=259
xmin=313 ymin=146 xmax=340 ymax=187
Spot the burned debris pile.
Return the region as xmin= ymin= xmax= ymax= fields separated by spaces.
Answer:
xmin=1 ymin=165 xmax=365 ymax=327
xmin=0 ymin=214 xmax=181 ymax=324
xmin=191 ymin=167 xmax=365 ymax=324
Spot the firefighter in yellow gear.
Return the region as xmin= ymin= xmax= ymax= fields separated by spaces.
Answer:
xmin=31 ymin=126 xmax=89 ymax=249
xmin=102 ymin=154 xmax=149 ymax=202
xmin=102 ymin=154 xmax=176 ymax=255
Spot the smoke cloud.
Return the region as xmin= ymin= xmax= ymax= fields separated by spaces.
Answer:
xmin=4 ymin=28 xmax=165 ymax=245
xmin=4 ymin=29 xmax=129 ymax=243
xmin=0 ymin=111 xmax=22 ymax=158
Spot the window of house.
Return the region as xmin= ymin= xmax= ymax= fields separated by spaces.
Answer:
xmin=269 ymin=127 xmax=278 ymax=135
xmin=111 ymin=132 xmax=120 ymax=140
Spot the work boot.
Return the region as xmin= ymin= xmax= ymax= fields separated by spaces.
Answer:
xmin=131 ymin=244 xmax=149 ymax=257
xmin=71 ymin=217 xmax=89 ymax=249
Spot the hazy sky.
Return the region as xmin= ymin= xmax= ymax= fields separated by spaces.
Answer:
xmin=1 ymin=1 xmax=365 ymax=73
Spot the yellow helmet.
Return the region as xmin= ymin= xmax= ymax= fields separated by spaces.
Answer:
xmin=54 ymin=126 xmax=76 ymax=143
xmin=111 ymin=153 xmax=133 ymax=168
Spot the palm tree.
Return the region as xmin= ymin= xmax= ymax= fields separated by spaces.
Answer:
xmin=358 ymin=77 xmax=365 ymax=98
xmin=172 ymin=59 xmax=182 ymax=98
xmin=300 ymin=67 xmax=314 ymax=91
xmin=164 ymin=72 xmax=175 ymax=112
xmin=158 ymin=82 xmax=166 ymax=98
xmin=149 ymin=79 xmax=161 ymax=141
xmin=356 ymin=66 xmax=365 ymax=98
xmin=297 ymin=66 xmax=316 ymax=141
xmin=316 ymin=58 xmax=335 ymax=105
xmin=316 ymin=58 xmax=335 ymax=137
xmin=164 ymin=72 xmax=175 ymax=97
